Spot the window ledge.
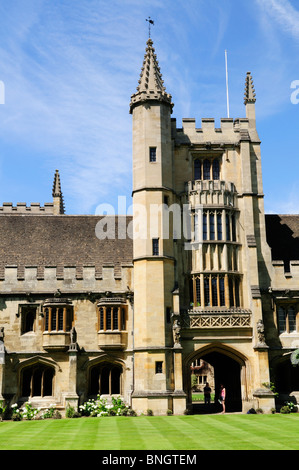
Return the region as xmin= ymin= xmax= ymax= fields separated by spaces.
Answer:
xmin=98 ymin=331 xmax=127 ymax=350
xmin=43 ymin=331 xmax=71 ymax=351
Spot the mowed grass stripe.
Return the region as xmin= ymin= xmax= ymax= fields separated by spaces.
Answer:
xmin=218 ymin=414 xmax=299 ymax=450
xmin=116 ymin=417 xmax=173 ymax=450
xmin=128 ymin=416 xmax=203 ymax=450
xmin=0 ymin=414 xmax=299 ymax=450
xmin=148 ymin=416 xmax=215 ymax=450
xmin=202 ymin=415 xmax=277 ymax=450
xmin=195 ymin=414 xmax=298 ymax=450
xmin=174 ymin=416 xmax=238 ymax=450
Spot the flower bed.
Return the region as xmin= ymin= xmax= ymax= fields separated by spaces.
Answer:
xmin=79 ymin=395 xmax=129 ymax=417
xmin=9 ymin=396 xmax=130 ymax=421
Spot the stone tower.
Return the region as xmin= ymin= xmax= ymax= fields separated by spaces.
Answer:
xmin=130 ymin=38 xmax=186 ymax=414
xmin=130 ymin=37 xmax=276 ymax=414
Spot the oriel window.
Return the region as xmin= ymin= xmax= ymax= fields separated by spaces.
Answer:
xmin=98 ymin=305 xmax=127 ymax=331
xmin=43 ymin=304 xmax=73 ymax=332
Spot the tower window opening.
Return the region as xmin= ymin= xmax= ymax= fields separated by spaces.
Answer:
xmin=212 ymin=159 xmax=220 ymax=180
xmin=149 ymin=147 xmax=157 ymax=162
xmin=194 ymin=159 xmax=201 ymax=180
xmin=152 ymin=238 xmax=159 ymax=255
xmin=226 ymin=214 xmax=231 ymax=241
xmin=192 ymin=274 xmax=240 ymax=308
xmin=203 ymin=159 xmax=211 ymax=180
xmin=217 ymin=212 xmax=222 ymax=240
xmin=194 ymin=157 xmax=221 ymax=180
xmin=195 ymin=277 xmax=201 ymax=306
xmin=203 ymin=212 xmax=207 ymax=240
xmin=209 ymin=212 xmax=215 ymax=240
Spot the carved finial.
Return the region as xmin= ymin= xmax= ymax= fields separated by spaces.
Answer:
xmin=52 ymin=170 xmax=65 ymax=214
xmin=130 ymin=36 xmax=173 ymax=113
xmin=244 ymin=71 xmax=256 ymax=105
xmin=52 ymin=170 xmax=62 ymax=197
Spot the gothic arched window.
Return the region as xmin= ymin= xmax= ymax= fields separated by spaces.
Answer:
xmin=21 ymin=365 xmax=54 ymax=398
xmin=89 ymin=363 xmax=122 ymax=397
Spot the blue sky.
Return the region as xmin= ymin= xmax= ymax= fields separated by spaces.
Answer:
xmin=0 ymin=0 xmax=298 ymax=215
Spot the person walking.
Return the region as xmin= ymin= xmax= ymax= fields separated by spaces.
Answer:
xmin=219 ymin=384 xmax=226 ymax=413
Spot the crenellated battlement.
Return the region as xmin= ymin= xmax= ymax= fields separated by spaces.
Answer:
xmin=0 ymin=202 xmax=55 ymax=214
xmin=0 ymin=263 xmax=133 ymax=293
xmin=171 ymin=116 xmax=260 ymax=146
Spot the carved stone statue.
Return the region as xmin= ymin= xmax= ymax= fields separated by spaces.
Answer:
xmin=257 ymin=319 xmax=266 ymax=345
xmin=69 ymin=326 xmax=78 ymax=352
xmin=172 ymin=315 xmax=181 ymax=347
xmin=70 ymin=326 xmax=77 ymax=345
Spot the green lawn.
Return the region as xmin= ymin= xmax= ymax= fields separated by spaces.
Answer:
xmin=0 ymin=414 xmax=299 ymax=450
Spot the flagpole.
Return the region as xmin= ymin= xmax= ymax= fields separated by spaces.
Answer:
xmin=225 ymin=50 xmax=230 ymax=118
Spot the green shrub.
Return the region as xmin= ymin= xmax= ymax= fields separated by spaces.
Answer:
xmin=284 ymin=401 xmax=298 ymax=413
xmin=65 ymin=404 xmax=77 ymax=418
xmin=40 ymin=404 xmax=57 ymax=419
xmin=0 ymin=400 xmax=7 ymax=420
xmin=280 ymin=405 xmax=291 ymax=414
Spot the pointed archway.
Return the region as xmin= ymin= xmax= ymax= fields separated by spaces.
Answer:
xmin=185 ymin=344 xmax=247 ymax=413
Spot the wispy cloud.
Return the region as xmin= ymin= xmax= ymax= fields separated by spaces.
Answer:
xmin=0 ymin=0 xmax=298 ymax=215
xmin=0 ymin=1 xmax=147 ymax=213
xmin=256 ymin=0 xmax=299 ymax=40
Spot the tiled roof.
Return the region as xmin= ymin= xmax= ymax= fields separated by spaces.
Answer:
xmin=265 ymin=214 xmax=299 ymax=268
xmin=0 ymin=215 xmax=133 ymax=271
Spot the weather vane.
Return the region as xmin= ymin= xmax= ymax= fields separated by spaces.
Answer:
xmin=146 ymin=17 xmax=154 ymax=38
